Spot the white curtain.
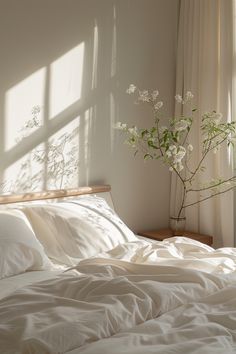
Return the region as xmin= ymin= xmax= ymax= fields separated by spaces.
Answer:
xmin=171 ymin=0 xmax=234 ymax=247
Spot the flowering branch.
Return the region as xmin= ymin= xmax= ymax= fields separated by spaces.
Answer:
xmin=116 ymin=84 xmax=236 ymax=218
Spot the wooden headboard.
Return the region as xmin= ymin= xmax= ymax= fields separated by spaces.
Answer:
xmin=0 ymin=185 xmax=111 ymax=205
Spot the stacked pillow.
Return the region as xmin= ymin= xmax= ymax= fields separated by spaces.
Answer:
xmin=0 ymin=210 xmax=53 ymax=279
xmin=21 ymin=195 xmax=137 ymax=266
xmin=0 ymin=195 xmax=137 ymax=275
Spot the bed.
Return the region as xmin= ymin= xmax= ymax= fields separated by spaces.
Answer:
xmin=1 ymin=185 xmax=236 ymax=354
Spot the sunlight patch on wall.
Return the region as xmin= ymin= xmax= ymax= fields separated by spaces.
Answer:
xmin=83 ymin=109 xmax=92 ymax=183
xmin=109 ymin=93 xmax=116 ymax=152
xmin=5 ymin=68 xmax=46 ymax=151
xmin=49 ymin=43 xmax=84 ymax=119
xmin=111 ymin=6 xmax=117 ymax=77
xmin=92 ymin=23 xmax=98 ymax=89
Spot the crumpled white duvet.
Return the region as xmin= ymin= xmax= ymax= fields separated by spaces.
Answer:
xmin=1 ymin=237 xmax=236 ymax=354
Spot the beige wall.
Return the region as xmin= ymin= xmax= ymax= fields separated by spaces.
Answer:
xmin=0 ymin=0 xmax=179 ymax=232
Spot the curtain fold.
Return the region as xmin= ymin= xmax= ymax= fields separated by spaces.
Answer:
xmin=171 ymin=0 xmax=234 ymax=247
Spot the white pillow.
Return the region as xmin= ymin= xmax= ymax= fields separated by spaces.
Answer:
xmin=0 ymin=210 xmax=53 ymax=279
xmin=22 ymin=195 xmax=137 ymax=266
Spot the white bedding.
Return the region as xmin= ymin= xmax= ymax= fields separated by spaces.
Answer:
xmin=1 ymin=237 xmax=236 ymax=354
xmin=0 ymin=269 xmax=64 ymax=300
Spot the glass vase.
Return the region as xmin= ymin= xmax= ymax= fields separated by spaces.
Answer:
xmin=170 ymin=216 xmax=186 ymax=236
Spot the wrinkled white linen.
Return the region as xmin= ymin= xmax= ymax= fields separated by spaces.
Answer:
xmin=70 ymin=285 xmax=236 ymax=354
xmin=0 ymin=269 xmax=64 ymax=300
xmin=1 ymin=237 xmax=236 ymax=354
xmin=82 ymin=237 xmax=236 ymax=276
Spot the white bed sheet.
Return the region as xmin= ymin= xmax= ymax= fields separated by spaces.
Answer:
xmin=0 ymin=240 xmax=148 ymax=302
xmin=0 ymin=269 xmax=64 ymax=300
xmin=0 ymin=236 xmax=147 ymax=301
xmin=1 ymin=237 xmax=236 ymax=354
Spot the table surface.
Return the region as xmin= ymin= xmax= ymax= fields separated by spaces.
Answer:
xmin=138 ymin=228 xmax=213 ymax=246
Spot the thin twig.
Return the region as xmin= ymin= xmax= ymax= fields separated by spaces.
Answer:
xmin=188 ymin=176 xmax=236 ymax=193
xmin=182 ymin=185 xmax=235 ymax=209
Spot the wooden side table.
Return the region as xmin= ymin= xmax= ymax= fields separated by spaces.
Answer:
xmin=138 ymin=228 xmax=213 ymax=246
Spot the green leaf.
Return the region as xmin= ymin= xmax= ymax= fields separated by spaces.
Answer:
xmin=144 ymin=153 xmax=153 ymax=160
xmin=148 ymin=140 xmax=158 ymax=149
xmin=141 ymin=129 xmax=148 ymax=138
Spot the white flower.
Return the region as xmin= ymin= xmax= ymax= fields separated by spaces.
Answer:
xmin=178 ymin=145 xmax=186 ymax=153
xmin=171 ymin=146 xmax=186 ymax=164
xmin=213 ymin=112 xmax=222 ymax=123
xmin=169 ymin=166 xmax=174 ymax=172
xmin=166 ymin=146 xmax=175 ymax=158
xmin=128 ymin=126 xmax=139 ymax=136
xmin=184 ymin=91 xmax=194 ymax=102
xmin=173 ymin=155 xmax=183 ymax=163
xmin=175 ymin=94 xmax=183 ymax=103
xmin=174 ymin=152 xmax=186 ymax=163
xmin=154 ymin=101 xmax=163 ymax=110
xmin=138 ymin=90 xmax=150 ymax=102
xmin=202 ymin=112 xmax=210 ymax=120
xmin=151 ymin=90 xmax=159 ymax=100
xmin=174 ymin=119 xmax=189 ymax=132
xmin=187 ymin=144 xmax=193 ymax=152
xmin=175 ymin=91 xmax=193 ymax=104
xmin=126 ymin=84 xmax=137 ymax=94
xmin=203 ymin=111 xmax=222 ymax=124
xmin=115 ymin=122 xmax=127 ymax=130
xmin=166 ymin=145 xmax=186 ymax=165
xmin=169 ymin=145 xmax=177 ymax=153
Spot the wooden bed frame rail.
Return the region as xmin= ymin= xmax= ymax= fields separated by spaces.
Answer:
xmin=0 ymin=185 xmax=111 ymax=205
